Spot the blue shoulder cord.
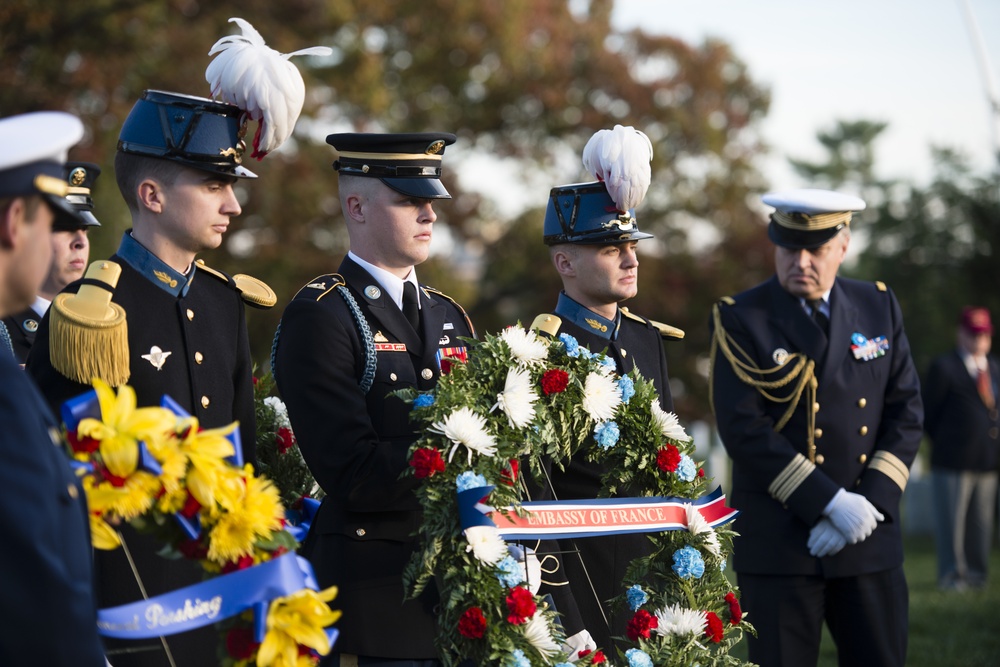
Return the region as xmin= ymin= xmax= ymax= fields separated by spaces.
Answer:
xmin=271 ymin=284 xmax=377 ymax=394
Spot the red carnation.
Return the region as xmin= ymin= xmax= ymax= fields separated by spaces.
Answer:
xmin=221 ymin=555 xmax=255 ymax=574
xmin=177 ymin=537 xmax=208 ymax=560
xmin=698 ymin=468 xmax=706 ymax=478
xmin=179 ymin=493 xmax=202 ymax=519
xmin=252 ymin=376 xmax=259 ymax=385
xmin=505 ymin=586 xmax=537 ymax=625
xmin=626 ymin=609 xmax=658 ymax=641
xmin=410 ymin=447 xmax=446 ymax=479
xmin=657 ymin=444 xmax=681 ymax=473
xmin=578 ymin=649 xmax=607 ymax=664
xmin=458 ymin=606 xmax=487 ymax=639
xmin=725 ymin=592 xmax=742 ymax=625
xmin=704 ymin=611 xmax=724 ymax=643
xmin=225 ymin=625 xmax=259 ymax=659
xmin=67 ymin=430 xmax=100 ymax=454
xmin=540 ymin=368 xmax=570 ymax=395
xmin=276 ymin=427 xmax=295 ymax=454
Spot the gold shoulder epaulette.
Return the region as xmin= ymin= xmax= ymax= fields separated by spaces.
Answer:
xmin=233 ymin=274 xmax=277 ymax=310
xmin=49 ymin=260 xmax=130 ymax=386
xmin=294 ymin=274 xmax=346 ymax=301
xmin=719 ymin=296 xmax=736 ymax=305
xmin=875 ymin=281 xmax=887 ymax=292
xmin=194 ymin=258 xmax=232 ymax=285
xmin=424 ymin=286 xmax=476 ymax=338
xmin=531 ymin=313 xmax=562 ymax=338
xmin=620 ymin=307 xmax=685 ymax=340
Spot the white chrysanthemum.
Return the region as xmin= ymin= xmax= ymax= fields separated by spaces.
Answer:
xmin=685 ymin=503 xmax=722 ymax=557
xmin=581 ymin=371 xmax=622 ymax=422
xmin=523 ymin=612 xmax=562 ymax=660
xmin=431 ymin=407 xmax=497 ymax=464
xmin=494 ymin=367 xmax=539 ymax=429
xmin=464 ymin=525 xmax=508 ymax=565
xmin=263 ymin=396 xmax=290 ymax=428
xmin=650 ymin=401 xmax=691 ymax=442
xmin=653 ymin=604 xmax=707 ymax=637
xmin=499 ymin=326 xmax=549 ymax=368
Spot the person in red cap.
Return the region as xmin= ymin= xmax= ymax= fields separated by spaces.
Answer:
xmin=925 ymin=306 xmax=999 ymax=590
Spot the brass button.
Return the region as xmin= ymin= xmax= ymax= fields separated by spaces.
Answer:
xmin=201 ymin=395 xmax=210 ymax=408
xmin=858 ymin=398 xmax=867 ymax=408
xmin=186 ymin=309 xmax=195 ymax=321
xmin=421 ymin=368 xmax=433 ymax=380
xmin=815 ymin=454 xmax=825 ymax=465
xmin=859 ymin=425 xmax=868 ymax=436
xmin=194 ymin=351 xmax=204 ymax=364
xmin=356 ymin=528 xmax=366 ymax=537
xmin=621 ymin=349 xmax=628 ymax=357
xmin=389 ymin=372 xmax=398 ymax=382
xmin=814 ymin=428 xmax=823 ymax=439
xmin=67 ymin=484 xmax=78 ymax=500
xmin=813 ymin=402 xmax=820 ymax=413
xmin=858 ymin=454 xmax=868 ymax=464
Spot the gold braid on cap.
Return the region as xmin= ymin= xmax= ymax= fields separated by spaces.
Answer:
xmin=772 ymin=210 xmax=852 ymax=231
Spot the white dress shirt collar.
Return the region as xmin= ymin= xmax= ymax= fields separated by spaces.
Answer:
xmin=348 ymin=251 xmax=420 ymax=310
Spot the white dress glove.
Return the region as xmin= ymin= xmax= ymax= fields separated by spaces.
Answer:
xmin=808 ymin=517 xmax=847 ymax=557
xmin=823 ymin=488 xmax=885 ymax=544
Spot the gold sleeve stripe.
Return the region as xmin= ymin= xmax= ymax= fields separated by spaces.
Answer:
xmin=869 ymin=451 xmax=909 ymax=491
xmin=768 ymin=454 xmax=816 ymax=503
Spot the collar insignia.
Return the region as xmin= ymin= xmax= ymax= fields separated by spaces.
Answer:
xmin=772 ymin=348 xmax=789 ymax=366
xmin=585 ymin=317 xmax=609 ymax=333
xmin=153 ymin=270 xmax=178 ymax=289
xmin=23 ymin=318 xmax=38 ymax=333
xmin=364 ymin=285 xmax=381 ymax=299
xmin=374 ymin=330 xmax=389 ymax=343
xmin=141 ymin=345 xmax=172 ymax=371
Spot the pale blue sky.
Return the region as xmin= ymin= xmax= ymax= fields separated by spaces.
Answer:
xmin=612 ymin=0 xmax=1000 ymax=189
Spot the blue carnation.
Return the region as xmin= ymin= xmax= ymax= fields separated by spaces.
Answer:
xmin=618 ymin=376 xmax=635 ymax=404
xmin=413 ymin=393 xmax=435 ymax=408
xmin=598 ymin=354 xmax=617 ymax=373
xmin=677 ymin=454 xmax=697 ymax=482
xmin=721 ymin=558 xmax=727 ymax=572
xmin=456 ymin=471 xmax=488 ymax=492
xmin=626 ymin=648 xmax=654 ymax=667
xmin=495 ymin=555 xmax=525 ymax=588
xmin=559 ymin=333 xmax=581 ymax=357
xmin=508 ymin=649 xmax=531 ymax=667
xmin=593 ymin=421 xmax=620 ymax=449
xmin=626 ymin=584 xmax=648 ymax=611
xmin=579 ymin=347 xmax=593 ymax=359
xmin=672 ymin=545 xmax=706 ymax=579
xmin=554 ymin=664 xmax=574 ymax=667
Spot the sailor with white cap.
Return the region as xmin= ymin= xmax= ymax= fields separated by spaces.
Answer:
xmin=709 ymin=188 xmax=922 ymax=666
xmin=0 ymin=111 xmax=107 ymax=665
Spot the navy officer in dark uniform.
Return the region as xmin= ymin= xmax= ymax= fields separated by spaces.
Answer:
xmin=0 ymin=111 xmax=106 ymax=665
xmin=3 ymin=161 xmax=101 ymax=363
xmin=28 ymin=91 xmax=273 ymax=667
xmin=529 ymin=153 xmax=683 ymax=655
xmin=709 ymin=189 xmax=922 ymax=667
xmin=273 ymin=133 xmax=475 ymax=666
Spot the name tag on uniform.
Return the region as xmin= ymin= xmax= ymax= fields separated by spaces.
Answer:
xmin=375 ymin=343 xmax=407 ymax=352
xmin=850 ymin=332 xmax=889 ymax=361
xmin=443 ymin=322 xmax=455 ymax=330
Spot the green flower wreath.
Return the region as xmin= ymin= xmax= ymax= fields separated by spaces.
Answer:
xmin=396 ymin=326 xmax=755 ymax=667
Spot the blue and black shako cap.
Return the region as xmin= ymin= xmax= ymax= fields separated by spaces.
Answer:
xmin=763 ymin=188 xmax=865 ymax=250
xmin=326 ymin=132 xmax=457 ymax=199
xmin=543 ymin=180 xmax=654 ymax=245
xmin=0 ymin=111 xmax=88 ymax=228
xmin=118 ymin=90 xmax=256 ymax=179
xmin=60 ymin=161 xmax=102 ymax=230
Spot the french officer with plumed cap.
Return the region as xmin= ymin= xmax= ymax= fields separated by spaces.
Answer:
xmin=709 ymin=188 xmax=923 ymax=666
xmin=3 ymin=161 xmax=102 ymax=363
xmin=27 ymin=90 xmax=276 ymax=667
xmin=0 ymin=111 xmax=107 ymax=664
xmin=529 ymin=126 xmax=683 ymax=656
xmin=273 ymin=131 xmax=475 ymax=665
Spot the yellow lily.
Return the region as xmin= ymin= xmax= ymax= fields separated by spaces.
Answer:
xmin=256 ymin=586 xmax=341 ymax=667
xmin=176 ymin=417 xmax=239 ymax=511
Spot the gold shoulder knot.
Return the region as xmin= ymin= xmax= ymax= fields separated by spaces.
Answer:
xmin=620 ymin=307 xmax=685 ymax=340
xmin=531 ymin=313 xmax=562 ymax=338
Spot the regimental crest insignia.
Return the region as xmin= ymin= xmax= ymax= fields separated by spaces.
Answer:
xmin=585 ymin=318 xmax=608 ymax=333
xmin=772 ymin=348 xmax=789 ymax=366
xmin=23 ymin=318 xmax=38 ymax=333
xmin=373 ymin=331 xmax=389 ymax=343
xmin=141 ymin=345 xmax=172 ymax=371
xmin=153 ymin=270 xmax=178 ymax=288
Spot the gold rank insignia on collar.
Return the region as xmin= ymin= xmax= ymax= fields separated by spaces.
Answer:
xmin=154 ymin=270 xmax=178 ymax=288
xmin=585 ymin=317 xmax=608 ymax=333
xmin=374 ymin=330 xmax=389 ymax=343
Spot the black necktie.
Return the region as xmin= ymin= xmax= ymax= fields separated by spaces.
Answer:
xmin=403 ymin=282 xmax=421 ymax=333
xmin=807 ymin=298 xmax=829 ymax=337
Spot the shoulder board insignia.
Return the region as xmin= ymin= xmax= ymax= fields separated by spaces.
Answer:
xmin=294 ymin=274 xmax=346 ymax=301
xmin=719 ymin=296 xmax=736 ymax=305
xmin=584 ymin=317 xmax=608 ymax=333
xmin=620 ymin=307 xmax=685 ymax=340
xmin=232 ymin=274 xmax=277 ymax=310
xmin=153 ymin=270 xmax=178 ymax=288
xmin=194 ymin=259 xmax=233 ymax=286
xmin=875 ymin=280 xmax=887 ymax=292
xmin=374 ymin=330 xmax=389 ymax=343
xmin=531 ymin=313 xmax=562 ymax=338
xmin=423 ymin=286 xmax=476 ymax=338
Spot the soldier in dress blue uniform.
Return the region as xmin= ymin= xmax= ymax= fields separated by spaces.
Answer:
xmin=3 ymin=161 xmax=101 ymax=363
xmin=529 ymin=179 xmax=683 ymax=655
xmin=27 ymin=90 xmax=274 ymax=667
xmin=273 ymin=133 xmax=475 ymax=666
xmin=0 ymin=111 xmax=107 ymax=665
xmin=709 ymin=189 xmax=923 ymax=667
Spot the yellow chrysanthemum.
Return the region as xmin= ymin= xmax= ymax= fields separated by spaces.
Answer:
xmin=156 ymin=487 xmax=188 ymax=515
xmin=87 ymin=471 xmax=162 ymax=521
xmin=256 ymin=587 xmax=341 ymax=667
xmin=207 ymin=466 xmax=285 ymax=564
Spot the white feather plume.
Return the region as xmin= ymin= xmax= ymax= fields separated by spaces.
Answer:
xmin=582 ymin=124 xmax=653 ymax=213
xmin=206 ymin=18 xmax=332 ymax=159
